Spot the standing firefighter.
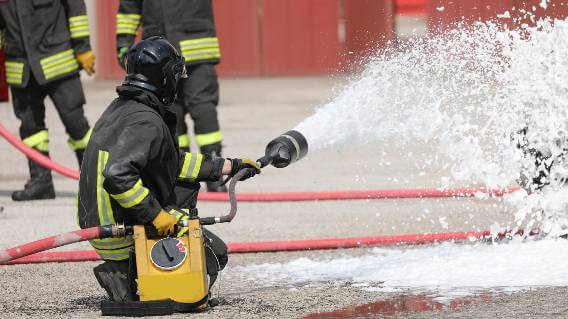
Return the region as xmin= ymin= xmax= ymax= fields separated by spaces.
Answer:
xmin=0 ymin=0 xmax=95 ymax=201
xmin=78 ymin=37 xmax=260 ymax=302
xmin=116 ymin=0 xmax=227 ymax=192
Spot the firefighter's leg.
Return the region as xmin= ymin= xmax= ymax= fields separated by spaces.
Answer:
xmin=10 ymin=77 xmax=55 ymax=201
xmin=171 ymin=87 xmax=190 ymax=152
xmin=91 ymin=239 xmax=137 ymax=302
xmin=171 ymin=181 xmax=227 ymax=287
xmin=46 ymin=74 xmax=90 ymax=166
xmin=183 ymin=63 xmax=224 ymax=192
xmin=93 ymin=259 xmax=134 ymax=302
xmin=203 ymin=228 xmax=228 ymax=288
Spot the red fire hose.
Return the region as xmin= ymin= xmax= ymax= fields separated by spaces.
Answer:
xmin=2 ymin=228 xmax=516 ymax=265
xmin=0 ymin=123 xmax=519 ymax=202
xmin=198 ymin=187 xmax=517 ymax=202
xmin=0 ymin=227 xmax=102 ymax=264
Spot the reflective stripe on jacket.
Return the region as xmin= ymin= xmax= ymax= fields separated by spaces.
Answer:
xmin=0 ymin=0 xmax=92 ymax=87
xmin=116 ymin=0 xmax=220 ymax=65
xmin=77 ymin=85 xmax=225 ymax=235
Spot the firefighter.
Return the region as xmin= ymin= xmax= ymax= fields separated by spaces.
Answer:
xmin=77 ymin=37 xmax=260 ymax=301
xmin=0 ymin=0 xmax=95 ymax=201
xmin=116 ymin=0 xmax=227 ymax=192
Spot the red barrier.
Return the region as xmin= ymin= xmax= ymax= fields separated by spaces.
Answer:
xmin=214 ymin=0 xmax=261 ymax=76
xmin=428 ymin=0 xmax=512 ymax=33
xmin=396 ymin=0 xmax=427 ymax=15
xmin=260 ymin=0 xmax=341 ymax=75
xmin=343 ymin=0 xmax=396 ymax=67
xmin=95 ymin=0 xmax=124 ymax=80
xmin=428 ymin=0 xmax=568 ymax=33
xmin=5 ymin=229 xmax=494 ymax=265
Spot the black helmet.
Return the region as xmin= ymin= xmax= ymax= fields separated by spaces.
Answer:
xmin=123 ymin=36 xmax=187 ymax=105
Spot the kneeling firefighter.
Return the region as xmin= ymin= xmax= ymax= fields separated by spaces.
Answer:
xmin=77 ymin=37 xmax=260 ymax=303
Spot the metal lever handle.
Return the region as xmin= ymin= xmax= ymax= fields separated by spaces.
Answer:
xmin=198 ymin=168 xmax=252 ymax=225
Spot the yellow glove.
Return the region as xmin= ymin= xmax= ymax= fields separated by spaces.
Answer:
xmin=75 ymin=50 xmax=96 ymax=75
xmin=151 ymin=210 xmax=178 ymax=237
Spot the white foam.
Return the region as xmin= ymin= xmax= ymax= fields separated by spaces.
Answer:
xmin=293 ymin=18 xmax=568 ymax=233
xmin=233 ymin=239 xmax=568 ymax=294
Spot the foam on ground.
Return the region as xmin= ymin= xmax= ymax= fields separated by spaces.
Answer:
xmin=234 ymin=239 xmax=568 ymax=296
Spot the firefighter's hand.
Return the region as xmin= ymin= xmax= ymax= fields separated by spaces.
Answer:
xmin=228 ymin=158 xmax=261 ymax=181
xmin=117 ymin=47 xmax=129 ymax=69
xmin=151 ymin=210 xmax=178 ymax=236
xmin=76 ymin=50 xmax=96 ymax=75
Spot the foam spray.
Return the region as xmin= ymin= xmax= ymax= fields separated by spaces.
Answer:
xmin=294 ymin=16 xmax=568 ymax=235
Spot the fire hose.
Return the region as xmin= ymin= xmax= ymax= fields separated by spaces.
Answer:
xmin=1 ymin=228 xmax=533 ymax=266
xmin=1 ymin=228 xmax=511 ymax=265
xmin=0 ymin=123 xmax=519 ymax=202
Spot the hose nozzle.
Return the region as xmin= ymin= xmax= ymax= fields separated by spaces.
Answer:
xmin=258 ymin=130 xmax=308 ymax=168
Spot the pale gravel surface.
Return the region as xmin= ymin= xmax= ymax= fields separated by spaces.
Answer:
xmin=0 ymin=78 xmax=564 ymax=318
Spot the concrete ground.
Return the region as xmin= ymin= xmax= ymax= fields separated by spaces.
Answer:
xmin=0 ymin=77 xmax=561 ymax=318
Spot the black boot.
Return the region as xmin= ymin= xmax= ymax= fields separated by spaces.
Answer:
xmin=93 ymin=260 xmax=133 ymax=302
xmin=12 ymin=154 xmax=55 ymax=201
xmin=201 ymin=143 xmax=227 ymax=193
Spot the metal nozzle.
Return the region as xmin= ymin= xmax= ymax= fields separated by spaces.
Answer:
xmin=258 ymin=130 xmax=308 ymax=168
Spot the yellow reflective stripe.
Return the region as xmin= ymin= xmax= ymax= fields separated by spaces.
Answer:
xmin=116 ymin=13 xmax=141 ymax=35
xmin=69 ymin=15 xmax=90 ymax=38
xmin=167 ymin=208 xmax=184 ymax=219
xmin=195 ymin=131 xmax=223 ymax=147
xmin=91 ymin=237 xmax=134 ymax=250
xmin=40 ymin=49 xmax=75 ymax=65
xmin=180 ymin=37 xmax=219 ymax=47
xmin=43 ymin=59 xmax=78 ymax=79
xmin=116 ymin=13 xmax=141 ymax=22
xmin=5 ymin=61 xmax=23 ymax=71
xmin=68 ymin=128 xmax=92 ymax=151
xmin=70 ymin=31 xmax=90 ymax=38
xmin=22 ymin=130 xmax=49 ymax=151
xmin=97 ymin=150 xmax=115 ymax=225
xmin=168 ymin=209 xmax=189 ymax=237
xmin=44 ymin=63 xmax=79 ymax=80
xmin=5 ymin=61 xmax=24 ymax=85
xmin=178 ymin=152 xmax=203 ymax=182
xmin=179 ymin=37 xmax=221 ymax=62
xmin=93 ymin=245 xmax=132 ymax=261
xmin=182 ymin=51 xmax=221 ymax=62
xmin=43 ymin=58 xmax=76 ymax=74
xmin=116 ymin=27 xmax=139 ymax=35
xmin=180 ymin=43 xmax=219 ymax=51
xmin=178 ymin=134 xmax=189 ymax=148
xmin=69 ymin=15 xmax=89 ymax=23
xmin=110 ymin=179 xmax=149 ymax=208
xmin=40 ymin=50 xmax=78 ymax=80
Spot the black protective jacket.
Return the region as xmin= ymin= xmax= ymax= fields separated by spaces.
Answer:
xmin=0 ymin=0 xmax=91 ymax=87
xmin=116 ymin=0 xmax=220 ymax=65
xmin=77 ymin=86 xmax=224 ymax=229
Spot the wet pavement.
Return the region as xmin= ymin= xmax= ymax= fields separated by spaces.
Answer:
xmin=303 ymin=292 xmax=493 ymax=318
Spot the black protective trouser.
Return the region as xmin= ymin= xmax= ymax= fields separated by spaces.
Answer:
xmin=170 ymin=63 xmax=221 ymax=150
xmin=11 ymin=73 xmax=90 ymax=143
